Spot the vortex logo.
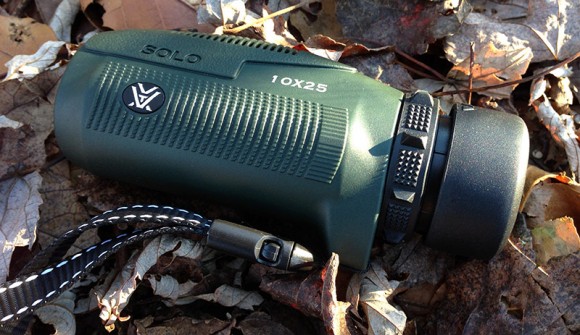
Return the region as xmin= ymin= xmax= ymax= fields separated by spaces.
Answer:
xmin=122 ymin=82 xmax=165 ymax=113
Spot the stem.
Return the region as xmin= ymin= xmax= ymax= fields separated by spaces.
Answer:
xmin=434 ymin=51 xmax=580 ymax=97
xmin=224 ymin=0 xmax=317 ymax=34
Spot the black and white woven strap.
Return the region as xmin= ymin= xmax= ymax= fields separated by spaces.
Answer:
xmin=0 ymin=205 xmax=211 ymax=328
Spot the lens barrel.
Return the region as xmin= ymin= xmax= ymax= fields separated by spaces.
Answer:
xmin=382 ymin=94 xmax=529 ymax=259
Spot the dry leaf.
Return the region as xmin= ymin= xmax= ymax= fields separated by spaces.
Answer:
xmin=48 ymin=0 xmax=81 ymax=42
xmin=0 ymin=68 xmax=63 ymax=180
xmin=470 ymin=0 xmax=529 ymax=20
xmin=259 ymin=253 xmax=351 ymax=333
xmin=0 ymin=115 xmax=22 ymax=129
xmin=0 ymin=171 xmax=43 ymax=282
xmin=533 ymin=97 xmax=580 ymax=180
xmin=320 ymin=253 xmax=350 ymax=335
xmin=447 ymin=42 xmax=532 ymax=99
xmin=259 ymin=7 xmax=298 ymax=47
xmin=357 ymin=261 xmax=406 ymax=335
xmin=0 ymin=16 xmax=57 ymax=74
xmin=148 ymin=275 xmax=197 ymax=303
xmin=36 ymin=160 xmax=97 ymax=259
xmin=446 ymin=1 xmax=580 ymax=63
xmin=337 ymin=0 xmax=470 ymax=54
xmin=99 ymin=235 xmax=203 ymax=331
xmin=290 ymin=0 xmax=343 ymax=40
xmin=196 ymin=284 xmax=264 ymax=311
xmin=294 ymin=35 xmax=394 ymax=61
xmin=198 ymin=0 xmax=247 ymax=26
xmin=531 ymin=217 xmax=580 ymax=265
xmin=97 ymin=0 xmax=210 ymax=31
xmin=4 ymin=40 xmax=66 ymax=81
xmin=35 ymin=291 xmax=76 ymax=334
xmin=432 ymin=243 xmax=574 ymax=334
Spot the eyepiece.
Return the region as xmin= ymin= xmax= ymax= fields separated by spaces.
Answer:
xmin=382 ymin=96 xmax=529 ymax=259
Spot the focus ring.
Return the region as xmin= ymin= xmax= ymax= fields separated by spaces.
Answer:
xmin=382 ymin=91 xmax=440 ymax=243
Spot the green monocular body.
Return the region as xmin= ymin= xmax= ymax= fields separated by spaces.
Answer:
xmin=55 ymin=30 xmax=529 ymax=270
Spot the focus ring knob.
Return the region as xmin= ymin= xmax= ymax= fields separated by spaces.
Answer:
xmin=381 ymin=91 xmax=440 ymax=243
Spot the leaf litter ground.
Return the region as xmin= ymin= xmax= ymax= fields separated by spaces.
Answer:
xmin=0 ymin=0 xmax=579 ymax=334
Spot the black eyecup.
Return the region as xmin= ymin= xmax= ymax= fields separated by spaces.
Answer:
xmin=423 ymin=104 xmax=529 ymax=259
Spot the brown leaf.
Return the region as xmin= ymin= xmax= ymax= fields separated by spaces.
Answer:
xmin=260 ymin=252 xmax=350 ymax=333
xmin=0 ymin=16 xmax=57 ymax=74
xmin=431 ymin=244 xmax=573 ymax=334
xmin=336 ymin=0 xmax=470 ymax=55
xmin=36 ymin=160 xmax=97 ymax=259
xmin=294 ymin=34 xmax=394 ymax=61
xmin=522 ymin=166 xmax=580 ymax=229
xmin=96 ymin=0 xmax=211 ymax=31
xmin=446 ymin=42 xmax=533 ymax=99
xmin=531 ymin=217 xmax=580 ymax=265
xmin=259 ymin=263 xmax=324 ymax=318
xmin=0 ymin=67 xmax=64 ymax=180
xmin=320 ymin=253 xmax=350 ymax=335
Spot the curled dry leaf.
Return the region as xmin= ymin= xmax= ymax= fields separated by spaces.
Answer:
xmin=35 ymin=291 xmax=76 ymax=334
xmin=533 ymin=98 xmax=580 ymax=180
xmin=0 ymin=172 xmax=43 ymax=283
xmin=148 ymin=275 xmax=197 ymax=304
xmin=196 ymin=284 xmax=264 ymax=311
xmin=294 ymin=34 xmax=394 ymax=61
xmin=99 ymin=235 xmax=203 ymax=331
xmin=446 ymin=42 xmax=532 ymax=99
xmin=4 ymin=40 xmax=66 ymax=81
xmin=48 ymin=0 xmax=81 ymax=42
xmin=260 ymin=253 xmax=351 ymax=334
xmin=356 ymin=261 xmax=406 ymax=335
xmin=0 ymin=16 xmax=57 ymax=74
xmin=520 ymin=166 xmax=580 ymax=264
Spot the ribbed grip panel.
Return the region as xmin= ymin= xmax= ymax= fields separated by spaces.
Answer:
xmin=86 ymin=62 xmax=348 ymax=183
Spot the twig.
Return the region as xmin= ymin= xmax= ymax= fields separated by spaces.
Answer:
xmin=434 ymin=51 xmax=580 ymax=97
xmin=394 ymin=47 xmax=448 ymax=83
xmin=223 ymin=0 xmax=317 ymax=34
xmin=468 ymin=42 xmax=474 ymax=104
xmin=394 ymin=60 xmax=438 ymax=80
